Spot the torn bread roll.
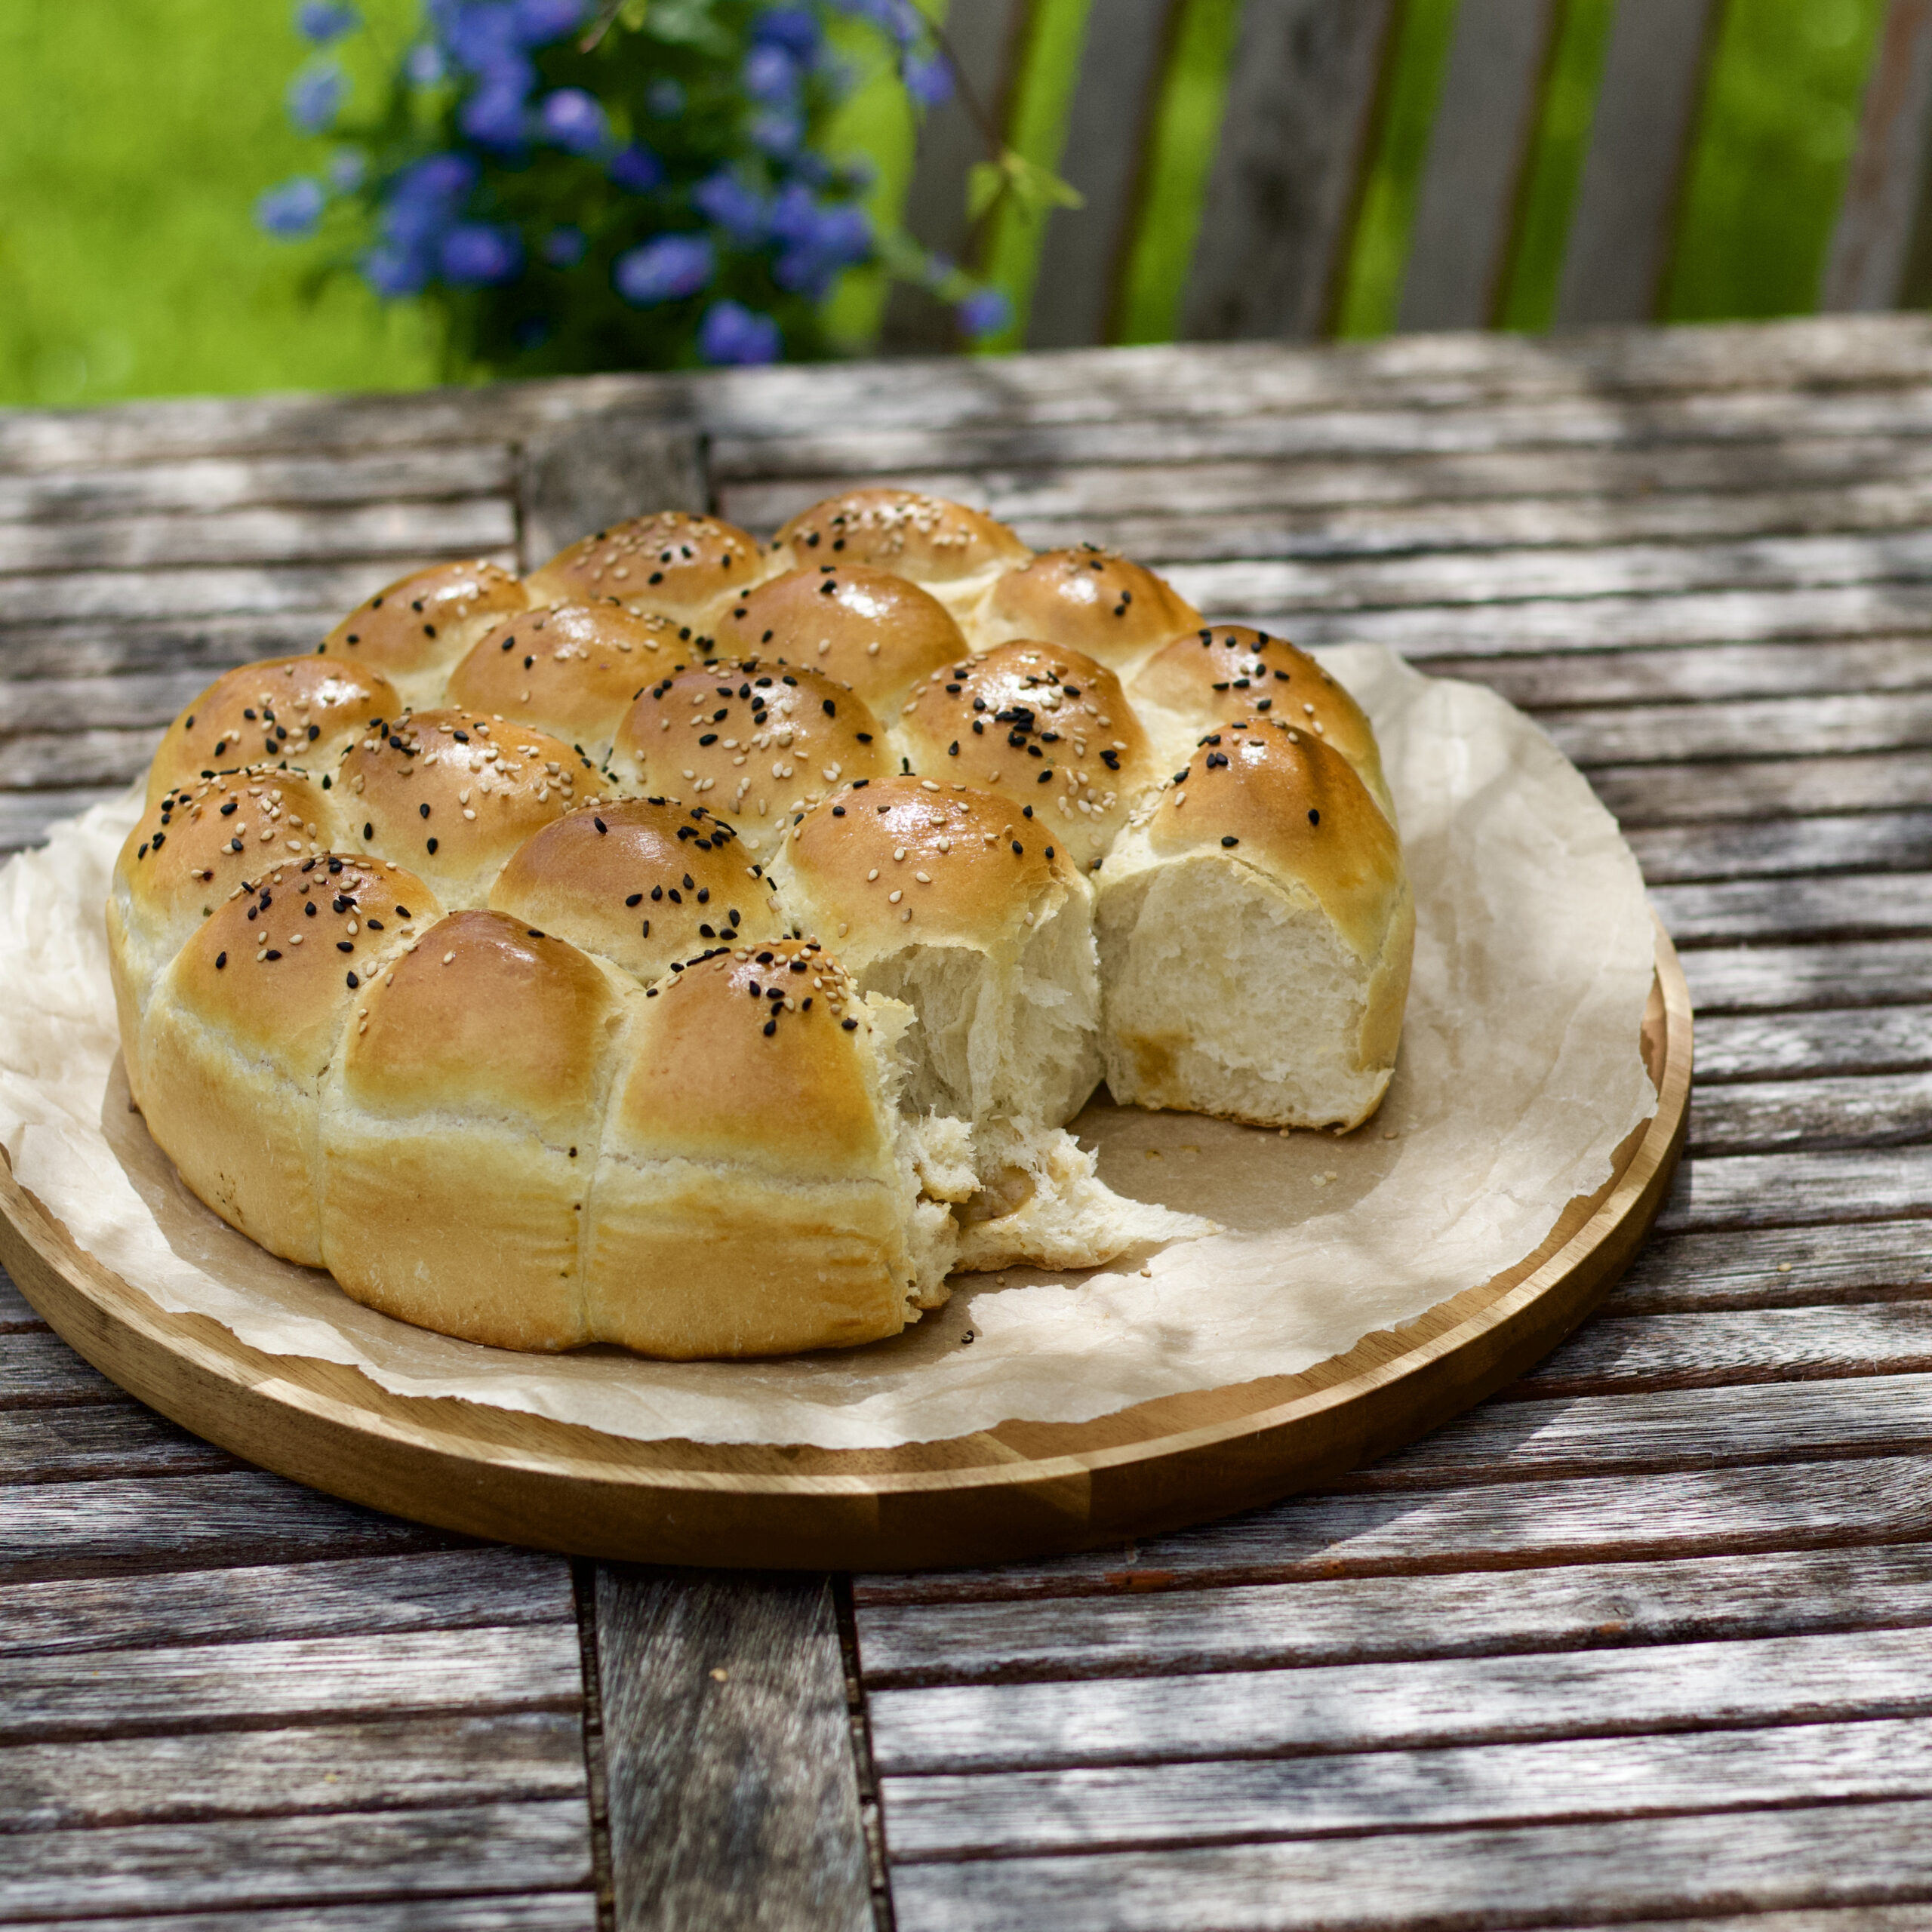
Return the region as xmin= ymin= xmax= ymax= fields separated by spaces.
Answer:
xmin=1097 ymin=718 xmax=1414 ymax=1131
xmin=317 ymin=561 xmax=530 ymax=709
xmin=771 ymin=488 xmax=1030 ymax=623
xmin=710 ymin=563 xmax=970 ymax=713
xmin=1130 ymin=624 xmax=1395 ymax=820
xmin=971 ymin=546 xmax=1202 ymax=672
xmin=524 ymin=511 xmax=771 ymax=641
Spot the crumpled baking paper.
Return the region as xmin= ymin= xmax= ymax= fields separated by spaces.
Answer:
xmin=0 ymin=646 xmax=1658 ymax=1450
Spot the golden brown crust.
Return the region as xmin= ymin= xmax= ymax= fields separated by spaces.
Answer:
xmin=709 ymin=564 xmax=968 ymax=712
xmin=1130 ymin=625 xmax=1392 ymax=814
xmin=316 ymin=561 xmax=529 ymax=699
xmin=335 ymin=708 xmax=596 ymax=906
xmin=771 ymin=490 xmax=1029 ymax=608
xmin=891 ymin=641 xmax=1160 ymax=868
xmin=446 ymin=601 xmax=675 ymax=758
xmin=608 ymin=659 xmax=890 ymax=857
xmin=146 ymin=658 xmax=398 ymax=805
xmin=488 ymin=798 xmax=769 ymax=980
xmin=973 ymin=546 xmax=1201 ymax=672
xmin=1149 ymin=719 xmax=1404 ymax=964
xmin=524 ymin=512 xmax=768 ymax=633
xmin=778 ymin=777 xmax=1072 ymax=954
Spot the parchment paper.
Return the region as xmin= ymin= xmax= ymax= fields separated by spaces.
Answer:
xmin=0 ymin=646 xmax=1658 ymax=1450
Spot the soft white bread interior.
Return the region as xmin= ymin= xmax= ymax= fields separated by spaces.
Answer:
xmin=971 ymin=546 xmax=1203 ymax=672
xmin=771 ymin=488 xmax=1031 ymax=623
xmin=488 ymin=797 xmax=768 ymax=981
xmin=1129 ymin=624 xmax=1395 ymax=821
xmin=316 ymin=560 xmax=531 ymax=709
xmin=137 ymin=855 xmax=442 ymax=1266
xmin=1097 ymin=718 xmax=1414 ymax=1130
xmin=524 ymin=511 xmax=773 ymax=640
xmin=710 ymin=563 xmax=971 ymax=712
xmin=584 ymin=939 xmax=955 ymax=1358
xmin=891 ymin=641 xmax=1162 ymax=871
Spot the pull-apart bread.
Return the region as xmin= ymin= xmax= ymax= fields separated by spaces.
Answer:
xmin=110 ymin=497 xmax=1413 ymax=1360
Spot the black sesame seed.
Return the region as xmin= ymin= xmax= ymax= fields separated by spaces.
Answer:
xmin=651 ymin=886 xmax=663 ymax=900
xmin=364 ymin=823 xmax=374 ymax=839
xmin=1308 ymin=808 xmax=1321 ymax=825
xmin=337 ymin=940 xmax=353 ymax=953
xmin=699 ymin=733 xmax=718 ymax=746
xmin=426 ymin=838 xmax=438 ymax=853
xmin=1221 ymin=835 xmax=1238 ymax=847
xmin=419 ymin=802 xmax=431 ymax=819
xmin=594 ymin=817 xmax=608 ymax=834
xmin=215 ymin=951 xmax=227 ymax=969
xmin=220 ymin=801 xmax=238 ymax=817
xmin=763 ymin=1018 xmax=777 ymax=1035
xmin=305 ymin=900 xmax=318 ymax=917
xmin=265 ymin=949 xmax=281 ymax=960
xmin=626 ymin=892 xmax=643 ymax=906
xmin=346 ymin=971 xmax=358 ymax=988
xmin=1011 ymin=840 xmax=1023 ymax=854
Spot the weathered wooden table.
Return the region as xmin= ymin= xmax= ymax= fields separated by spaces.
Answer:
xmin=3 ymin=314 xmax=1930 ymax=1930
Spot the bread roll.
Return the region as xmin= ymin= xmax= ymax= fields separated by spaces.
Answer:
xmin=608 ymin=659 xmax=889 ymax=857
xmin=524 ymin=512 xmax=770 ymax=638
xmin=1097 ymin=718 xmax=1413 ymax=1130
xmin=109 ymin=769 xmax=344 ymax=1102
xmin=770 ymin=777 xmax=1100 ymax=1136
xmin=320 ymin=909 xmax=627 ymax=1352
xmin=317 ymin=561 xmax=529 ymax=709
xmin=446 ymin=601 xmax=676 ymax=764
xmin=771 ymin=488 xmax=1030 ymax=622
xmin=136 ymin=856 xmax=441 ymax=1266
xmin=336 ymin=708 xmax=596 ymax=906
xmin=147 ymin=657 xmax=398 ymax=805
xmin=891 ymin=642 xmax=1161 ymax=870
xmin=488 ymin=798 xmax=768 ymax=981
xmin=972 ymin=546 xmax=1201 ymax=673
xmin=1129 ymin=625 xmax=1394 ymax=820
xmin=709 ymin=563 xmax=969 ymax=712
xmin=583 ymin=939 xmax=954 ymax=1358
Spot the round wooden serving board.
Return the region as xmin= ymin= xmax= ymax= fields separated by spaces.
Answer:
xmin=0 ymin=928 xmax=1690 ymax=1573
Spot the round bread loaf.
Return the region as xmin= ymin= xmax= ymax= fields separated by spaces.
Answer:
xmin=111 ymin=489 xmax=1411 ymax=1361
xmin=317 ymin=560 xmax=530 ymax=709
xmin=971 ymin=546 xmax=1202 ymax=672
xmin=771 ymin=488 xmax=1030 ymax=621
xmin=891 ymin=641 xmax=1161 ymax=870
xmin=710 ymin=563 xmax=969 ymax=712
xmin=1129 ymin=624 xmax=1394 ymax=820
xmin=1097 ymin=718 xmax=1414 ymax=1130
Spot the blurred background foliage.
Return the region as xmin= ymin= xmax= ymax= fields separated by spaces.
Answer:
xmin=0 ymin=0 xmax=1900 ymax=405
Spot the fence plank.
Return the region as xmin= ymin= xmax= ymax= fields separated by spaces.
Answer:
xmin=1026 ymin=0 xmax=1174 ymax=350
xmin=1397 ymin=0 xmax=1557 ymax=330
xmin=1180 ymin=0 xmax=1397 ymax=340
xmin=513 ymin=410 xmax=709 ymax=571
xmin=1823 ymin=0 xmax=1932 ymax=311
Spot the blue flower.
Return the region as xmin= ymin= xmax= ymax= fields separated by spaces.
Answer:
xmin=752 ymin=8 xmax=820 ymax=60
xmin=328 ymin=149 xmax=368 ymax=192
xmin=832 ymin=0 xmax=921 ymax=49
xmin=609 ymin=143 xmax=665 ymax=192
xmin=749 ymin=107 xmax=805 ymax=158
xmin=460 ymin=81 xmax=530 ymax=148
xmin=296 ymin=2 xmax=360 ymax=45
xmin=645 ymin=76 xmax=685 ymax=118
xmin=287 ymin=60 xmax=346 ymax=134
xmin=542 ymin=224 xmax=587 ymax=266
xmin=441 ymin=222 xmax=525 ymax=286
xmin=256 ymin=177 xmax=326 ymax=238
xmin=380 ymin=152 xmax=476 ymax=249
xmin=957 ymin=286 xmax=1011 ymax=340
xmin=445 ymin=2 xmax=521 ymax=71
xmin=362 ymin=241 xmax=431 ymax=297
xmin=769 ymin=185 xmax=871 ymax=296
xmin=694 ymin=169 xmax=771 ymax=246
xmin=405 ymin=40 xmax=448 ymax=85
xmin=741 ymin=42 xmax=800 ymax=106
xmin=614 ymin=233 xmax=714 ymax=305
xmin=698 ymin=300 xmax=782 ymax=365
xmin=512 ymin=0 xmax=583 ymax=45
xmin=901 ymin=48 xmax=953 ymax=106
xmin=540 ymin=87 xmax=607 ymax=154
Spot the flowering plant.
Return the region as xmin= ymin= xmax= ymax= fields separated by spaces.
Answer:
xmin=257 ymin=0 xmax=1012 ymax=373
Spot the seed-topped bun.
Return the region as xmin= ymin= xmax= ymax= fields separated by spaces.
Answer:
xmin=771 ymin=489 xmax=1030 ymax=622
xmin=147 ymin=657 xmax=398 ymax=805
xmin=892 ymin=641 xmax=1161 ymax=870
xmin=446 ymin=601 xmax=675 ymax=764
xmin=317 ymin=561 xmax=529 ymax=709
xmin=972 ymin=546 xmax=1202 ymax=673
xmin=771 ymin=777 xmax=1102 ymax=1134
xmin=1130 ymin=625 xmax=1393 ymax=819
xmin=488 ymin=798 xmax=767 ymax=982
xmin=136 ymin=855 xmax=441 ymax=1267
xmin=584 ymin=939 xmax=955 ymax=1358
xmin=320 ymin=910 xmax=629 ymax=1352
xmin=337 ymin=709 xmax=595 ymax=907
xmin=109 ymin=769 xmax=345 ymax=1098
xmin=608 ymin=659 xmax=890 ymax=857
xmin=1097 ymin=719 xmax=1413 ymax=1130
xmin=524 ymin=512 xmax=770 ymax=638
xmin=710 ymin=564 xmax=969 ymax=712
